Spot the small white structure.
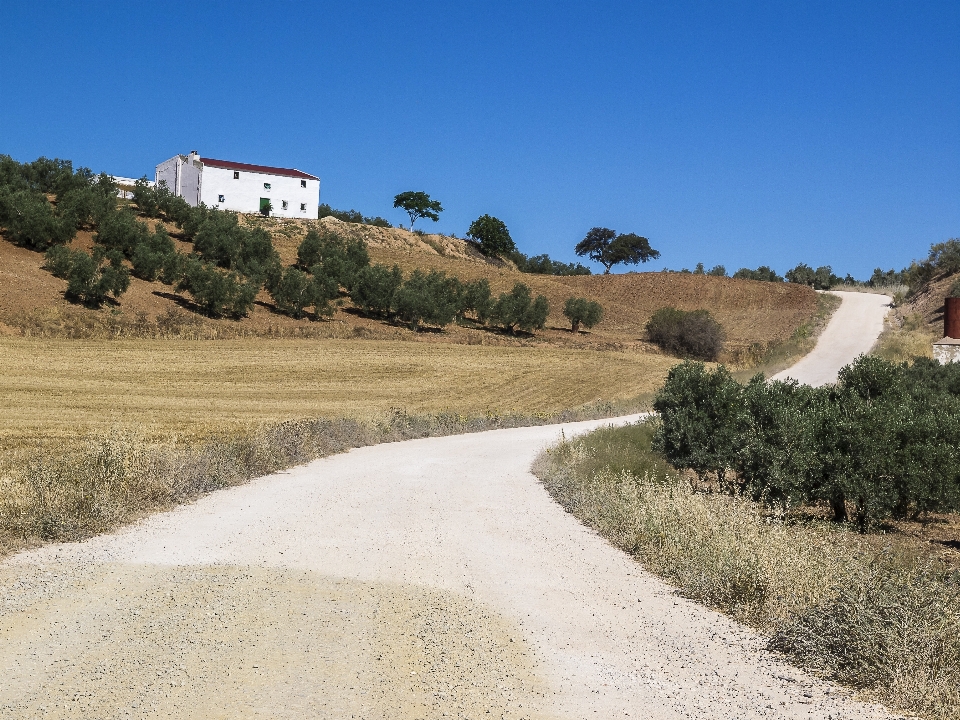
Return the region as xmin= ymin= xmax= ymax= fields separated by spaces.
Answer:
xmin=155 ymin=151 xmax=319 ymax=219
xmin=933 ymin=337 xmax=960 ymax=364
xmin=110 ymin=176 xmax=153 ymax=200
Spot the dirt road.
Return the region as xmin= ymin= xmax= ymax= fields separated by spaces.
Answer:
xmin=3 ymin=430 xmax=892 ymax=719
xmin=772 ymin=290 xmax=891 ymax=386
xmin=1 ymin=296 xmax=896 ymax=719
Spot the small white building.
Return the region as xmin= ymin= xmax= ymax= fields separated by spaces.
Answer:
xmin=155 ymin=151 xmax=320 ymax=219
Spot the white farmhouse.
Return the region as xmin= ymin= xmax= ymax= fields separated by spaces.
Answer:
xmin=155 ymin=151 xmax=320 ymax=219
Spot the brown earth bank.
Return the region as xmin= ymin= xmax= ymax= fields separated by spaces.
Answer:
xmin=0 ymin=214 xmax=818 ymax=363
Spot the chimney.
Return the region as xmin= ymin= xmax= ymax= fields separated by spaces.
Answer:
xmin=188 ymin=150 xmax=200 ymax=163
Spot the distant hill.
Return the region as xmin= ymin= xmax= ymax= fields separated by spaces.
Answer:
xmin=0 ymin=212 xmax=817 ymax=364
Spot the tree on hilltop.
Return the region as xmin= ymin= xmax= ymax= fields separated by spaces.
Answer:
xmin=467 ymin=214 xmax=517 ymax=257
xmin=575 ymin=227 xmax=659 ymax=274
xmin=393 ymin=191 xmax=442 ymax=230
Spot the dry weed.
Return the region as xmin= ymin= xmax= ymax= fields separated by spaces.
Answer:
xmin=534 ymin=422 xmax=960 ymax=720
xmin=874 ymin=312 xmax=937 ymax=363
xmin=0 ymin=398 xmax=645 ymax=557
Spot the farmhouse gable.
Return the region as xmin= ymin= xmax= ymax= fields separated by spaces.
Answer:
xmin=155 ymin=151 xmax=320 ymax=219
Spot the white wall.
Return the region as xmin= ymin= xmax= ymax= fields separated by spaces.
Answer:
xmin=199 ymin=166 xmax=319 ymax=218
xmin=155 ymin=156 xmax=201 ymax=206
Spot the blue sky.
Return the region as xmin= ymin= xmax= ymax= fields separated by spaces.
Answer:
xmin=2 ymin=1 xmax=957 ymax=277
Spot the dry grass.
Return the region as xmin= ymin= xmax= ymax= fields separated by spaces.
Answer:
xmin=0 ymin=336 xmax=675 ymax=448
xmin=873 ymin=312 xmax=938 ymax=363
xmin=733 ymin=291 xmax=842 ymax=380
xmin=0 ymin=216 xmax=820 ymax=365
xmin=0 ymin=399 xmax=643 ymax=558
xmin=534 ymin=421 xmax=960 ymax=720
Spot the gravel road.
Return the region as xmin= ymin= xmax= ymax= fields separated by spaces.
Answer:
xmin=772 ymin=290 xmax=891 ymax=386
xmin=1 ymin=295 xmax=896 ymax=720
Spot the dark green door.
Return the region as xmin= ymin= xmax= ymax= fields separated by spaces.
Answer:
xmin=259 ymin=197 xmax=271 ymax=215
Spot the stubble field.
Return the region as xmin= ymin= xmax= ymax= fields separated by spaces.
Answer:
xmin=0 ymin=336 xmax=677 ymax=447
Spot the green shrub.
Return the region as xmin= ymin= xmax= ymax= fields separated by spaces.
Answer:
xmin=131 ymin=177 xmax=159 ymax=217
xmin=192 ymin=211 xmax=279 ymax=284
xmin=349 ymin=264 xmax=402 ymax=317
xmin=393 ymin=269 xmax=461 ymax=330
xmin=652 ymin=362 xmax=746 ymax=490
xmin=488 ymin=282 xmax=549 ymax=333
xmin=177 ymin=258 xmax=258 ymax=318
xmin=509 ymin=251 xmax=591 ymax=275
xmin=130 ymin=225 xmax=177 ymax=281
xmin=732 ymin=266 xmax=783 ymax=282
xmin=95 ymin=207 xmax=150 ymax=256
xmin=44 ymin=244 xmax=75 ymax=278
xmin=268 ymin=266 xmax=340 ymax=319
xmin=56 ymin=173 xmax=119 ymax=228
xmin=64 ymin=247 xmax=131 ymax=306
xmin=785 ymin=263 xmax=839 ymax=290
xmin=0 ymin=189 xmax=77 ymax=249
xmin=297 ymin=229 xmax=369 ymax=289
xmin=562 ymin=297 xmax=603 ymax=332
xmin=269 ymin=267 xmax=314 ymax=319
xmin=645 ymin=307 xmax=724 ymax=360
xmin=456 ymin=278 xmax=492 ymax=323
xmin=296 ymin=228 xmax=325 ymax=268
xmin=654 ymin=356 xmax=960 ymax=528
xmin=467 ymin=214 xmax=516 ymax=257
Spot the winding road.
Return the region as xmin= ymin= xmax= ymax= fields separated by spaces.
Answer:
xmin=772 ymin=290 xmax=891 ymax=387
xmin=1 ymin=292 xmax=893 ymax=719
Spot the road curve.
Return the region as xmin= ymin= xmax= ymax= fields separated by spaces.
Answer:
xmin=3 ymin=421 xmax=892 ymax=719
xmin=0 ymin=299 xmax=895 ymax=719
xmin=771 ymin=290 xmax=891 ymax=386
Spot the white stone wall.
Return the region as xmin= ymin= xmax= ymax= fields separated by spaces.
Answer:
xmin=933 ymin=343 xmax=960 ymax=364
xmin=199 ymin=166 xmax=319 ymax=219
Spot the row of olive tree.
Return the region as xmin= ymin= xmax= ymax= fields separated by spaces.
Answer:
xmin=0 ymin=155 xmax=140 ymax=306
xmin=285 ymin=228 xmax=562 ymax=332
xmin=653 ymin=356 xmax=960 ymax=529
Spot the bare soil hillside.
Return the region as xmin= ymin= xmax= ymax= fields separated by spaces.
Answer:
xmin=0 ymin=214 xmax=817 ymax=362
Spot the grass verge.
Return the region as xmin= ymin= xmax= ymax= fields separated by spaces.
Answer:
xmin=0 ymin=398 xmax=648 ymax=559
xmin=533 ymin=421 xmax=960 ymax=720
xmin=873 ymin=311 xmax=938 ymax=364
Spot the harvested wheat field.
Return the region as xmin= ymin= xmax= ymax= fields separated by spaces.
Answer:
xmin=0 ymin=337 xmax=676 ymax=446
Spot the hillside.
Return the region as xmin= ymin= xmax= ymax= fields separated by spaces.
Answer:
xmin=0 ymin=213 xmax=818 ymax=363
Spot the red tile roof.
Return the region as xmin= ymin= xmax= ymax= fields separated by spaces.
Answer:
xmin=200 ymin=157 xmax=319 ymax=180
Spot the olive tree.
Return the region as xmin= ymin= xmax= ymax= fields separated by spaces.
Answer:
xmin=562 ymin=297 xmax=603 ymax=332
xmin=489 ymin=282 xmax=549 ymax=334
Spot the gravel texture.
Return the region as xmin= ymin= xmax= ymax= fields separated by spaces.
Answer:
xmin=4 ymin=418 xmax=895 ymax=719
xmin=1 ymin=290 xmax=898 ymax=719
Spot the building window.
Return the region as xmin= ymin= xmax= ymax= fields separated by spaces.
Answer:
xmin=300 ymin=180 xmax=307 ymax=188
xmin=264 ymin=182 xmax=271 ymax=190
xmin=281 ymin=200 xmax=288 ymax=210
xmin=300 ymin=203 xmax=306 ymax=211
xmin=233 ymin=171 xmax=239 ymax=179
xmin=218 ymin=194 xmax=225 ymax=203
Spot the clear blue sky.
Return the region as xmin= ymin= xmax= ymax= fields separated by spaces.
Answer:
xmin=2 ymin=1 xmax=957 ymax=277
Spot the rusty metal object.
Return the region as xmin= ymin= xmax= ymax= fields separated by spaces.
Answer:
xmin=945 ymin=297 xmax=960 ymax=339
